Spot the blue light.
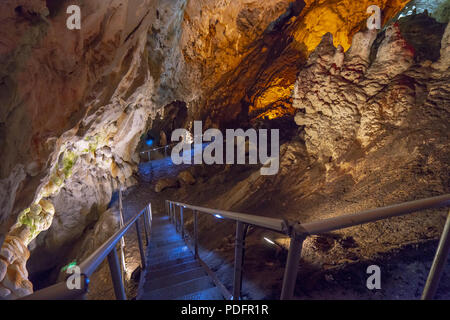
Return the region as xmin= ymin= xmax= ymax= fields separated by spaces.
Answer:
xmin=215 ymin=214 xmax=223 ymax=219
xmin=145 ymin=139 xmax=154 ymax=146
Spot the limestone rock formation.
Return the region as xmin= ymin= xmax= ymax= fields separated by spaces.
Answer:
xmin=155 ymin=178 xmax=179 ymax=193
xmin=293 ymin=18 xmax=448 ymax=165
xmin=177 ymin=170 xmax=196 ymax=185
xmin=197 ymin=0 xmax=411 ymax=126
xmin=0 ymin=0 xmax=156 ymax=297
xmin=0 ymin=235 xmax=33 ymax=299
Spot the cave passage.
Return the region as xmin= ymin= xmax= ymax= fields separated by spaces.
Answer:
xmin=0 ymin=0 xmax=449 ymax=303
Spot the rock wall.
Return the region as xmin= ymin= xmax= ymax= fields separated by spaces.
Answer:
xmin=293 ymin=14 xmax=449 ymax=166
xmin=193 ymin=0 xmax=411 ymax=127
xmin=0 ymin=0 xmax=157 ymax=298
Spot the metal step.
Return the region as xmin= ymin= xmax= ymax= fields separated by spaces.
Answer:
xmin=148 ymin=246 xmax=191 ymax=262
xmin=148 ymin=255 xmax=196 ymax=271
xmin=139 ymin=276 xmax=216 ymax=300
xmin=151 ymin=224 xmax=176 ymax=231
xmin=176 ymin=287 xmax=225 ymax=300
xmin=148 ymin=239 xmax=186 ymax=251
xmin=149 ymin=246 xmax=192 ymax=261
xmin=150 ymin=235 xmax=184 ymax=247
xmin=147 ymin=248 xmax=192 ymax=265
xmin=151 ymin=228 xmax=176 ymax=235
xmin=144 ymin=267 xmax=206 ymax=291
xmin=146 ymin=260 xmax=200 ymax=279
xmin=138 ymin=213 xmax=223 ymax=300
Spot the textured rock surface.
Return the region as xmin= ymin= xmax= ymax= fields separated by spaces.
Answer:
xmin=0 ymin=0 xmax=156 ymax=297
xmin=177 ymin=170 xmax=196 ymax=185
xmin=293 ymin=17 xmax=448 ymax=164
xmin=197 ymin=0 xmax=411 ymax=127
xmin=155 ymin=177 xmax=179 ymax=193
xmin=0 ymin=235 xmax=33 ymax=299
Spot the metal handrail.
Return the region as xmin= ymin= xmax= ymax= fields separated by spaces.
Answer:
xmin=140 ymin=143 xmax=175 ymax=162
xmin=18 ymin=193 xmax=450 ymax=300
xmin=79 ymin=209 xmax=145 ymax=276
xmin=294 ymin=194 xmax=450 ymax=236
xmin=21 ymin=203 xmax=152 ymax=300
xmin=169 ymin=201 xmax=289 ymax=233
xmin=140 ymin=143 xmax=173 ymax=154
xmin=140 ymin=133 xmax=205 ymax=160
xmin=167 ymin=194 xmax=450 ymax=300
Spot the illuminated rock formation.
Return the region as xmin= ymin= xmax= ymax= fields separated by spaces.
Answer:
xmin=293 ymin=15 xmax=448 ymax=166
xmin=0 ymin=0 xmax=155 ymax=298
xmin=293 ymin=0 xmax=411 ymax=52
xmin=199 ymin=0 xmax=411 ymax=125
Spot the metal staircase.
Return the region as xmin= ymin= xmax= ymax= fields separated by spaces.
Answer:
xmin=137 ymin=215 xmax=224 ymax=300
xmin=21 ymin=193 xmax=450 ymax=300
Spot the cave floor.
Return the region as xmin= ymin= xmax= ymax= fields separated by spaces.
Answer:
xmin=120 ymin=150 xmax=450 ymax=300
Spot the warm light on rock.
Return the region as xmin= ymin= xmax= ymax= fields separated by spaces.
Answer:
xmin=293 ymin=0 xmax=411 ymax=52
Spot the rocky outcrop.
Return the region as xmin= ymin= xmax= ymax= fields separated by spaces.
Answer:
xmin=0 ymin=0 xmax=156 ymax=297
xmin=177 ymin=170 xmax=196 ymax=185
xmin=155 ymin=178 xmax=179 ymax=193
xmin=0 ymin=234 xmax=33 ymax=298
xmin=196 ymin=0 xmax=411 ymax=127
xmin=293 ymin=15 xmax=448 ymax=165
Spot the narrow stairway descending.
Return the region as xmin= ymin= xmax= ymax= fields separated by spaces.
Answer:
xmin=137 ymin=214 xmax=225 ymax=300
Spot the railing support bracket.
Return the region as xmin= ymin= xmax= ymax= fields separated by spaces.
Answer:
xmin=280 ymin=232 xmax=306 ymax=300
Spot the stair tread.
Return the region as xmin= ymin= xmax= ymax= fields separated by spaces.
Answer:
xmin=137 ymin=215 xmax=221 ymax=300
xmin=147 ymin=249 xmax=193 ymax=265
xmin=147 ymin=255 xmax=196 ymax=271
xmin=146 ymin=260 xmax=200 ymax=279
xmin=144 ymin=267 xmax=206 ymax=291
xmin=176 ymin=287 xmax=224 ymax=300
xmin=149 ymin=244 xmax=190 ymax=257
xmin=150 ymin=236 xmax=184 ymax=245
xmin=148 ymin=240 xmax=186 ymax=251
xmin=139 ymin=276 xmax=215 ymax=300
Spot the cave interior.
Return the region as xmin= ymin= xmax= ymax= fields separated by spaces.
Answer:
xmin=0 ymin=0 xmax=449 ymax=301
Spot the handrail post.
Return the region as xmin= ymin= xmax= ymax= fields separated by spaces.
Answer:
xmin=233 ymin=221 xmax=246 ymax=300
xmin=107 ymin=247 xmax=127 ymax=300
xmin=135 ymin=220 xmax=146 ymax=269
xmin=178 ymin=204 xmax=181 ymax=232
xmin=118 ymin=186 xmax=126 ymax=284
xmin=143 ymin=210 xmax=149 ymax=246
xmin=422 ymin=210 xmax=450 ymax=300
xmin=173 ymin=203 xmax=176 ymax=225
xmin=173 ymin=203 xmax=177 ymax=227
xmin=172 ymin=203 xmax=175 ymax=223
xmin=180 ymin=206 xmax=184 ymax=239
xmin=147 ymin=203 xmax=153 ymax=232
xmin=172 ymin=203 xmax=176 ymax=224
xmin=194 ymin=210 xmax=199 ymax=258
xmin=280 ymin=232 xmax=306 ymax=300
